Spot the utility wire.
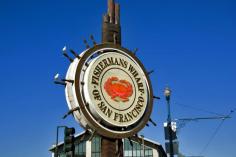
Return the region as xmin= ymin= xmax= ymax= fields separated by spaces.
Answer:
xmin=175 ymin=116 xmax=230 ymax=134
xmin=176 ymin=116 xmax=231 ymax=121
xmin=199 ymin=109 xmax=235 ymax=155
xmin=175 ymin=102 xmax=225 ymax=116
xmin=199 ymin=118 xmax=225 ymax=155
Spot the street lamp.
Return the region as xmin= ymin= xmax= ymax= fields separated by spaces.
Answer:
xmin=164 ymin=87 xmax=171 ymax=100
xmin=164 ymin=87 xmax=172 ymax=122
xmin=164 ymin=87 xmax=174 ymax=157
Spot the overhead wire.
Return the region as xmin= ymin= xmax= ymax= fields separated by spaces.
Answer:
xmin=173 ymin=102 xmax=228 ymax=134
xmin=174 ymin=102 xmax=225 ymax=116
xmin=199 ymin=108 xmax=235 ymax=155
xmin=174 ymin=101 xmax=235 ymax=155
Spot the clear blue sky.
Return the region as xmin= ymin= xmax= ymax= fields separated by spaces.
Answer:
xmin=0 ymin=0 xmax=235 ymax=157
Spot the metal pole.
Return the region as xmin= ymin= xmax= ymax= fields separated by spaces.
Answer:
xmin=167 ymin=99 xmax=174 ymax=157
xmin=165 ymin=87 xmax=174 ymax=157
xmin=167 ymin=99 xmax=171 ymax=122
xmin=55 ymin=126 xmax=67 ymax=157
xmin=55 ymin=127 xmax=59 ymax=157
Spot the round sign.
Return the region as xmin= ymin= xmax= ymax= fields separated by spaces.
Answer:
xmin=65 ymin=44 xmax=153 ymax=139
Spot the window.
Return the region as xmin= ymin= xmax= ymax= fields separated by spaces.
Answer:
xmin=57 ymin=148 xmax=66 ymax=157
xmin=124 ymin=139 xmax=153 ymax=157
xmin=58 ymin=152 xmax=66 ymax=157
xmin=75 ymin=141 xmax=86 ymax=157
xmin=91 ymin=136 xmax=101 ymax=157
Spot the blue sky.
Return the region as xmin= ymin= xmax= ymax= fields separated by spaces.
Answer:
xmin=0 ymin=0 xmax=235 ymax=157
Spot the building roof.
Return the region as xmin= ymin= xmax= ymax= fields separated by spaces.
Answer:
xmin=49 ymin=131 xmax=167 ymax=157
xmin=49 ymin=131 xmax=86 ymax=151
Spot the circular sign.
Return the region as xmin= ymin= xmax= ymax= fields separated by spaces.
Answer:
xmin=65 ymin=44 xmax=153 ymax=139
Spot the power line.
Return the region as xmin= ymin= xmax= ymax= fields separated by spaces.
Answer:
xmin=174 ymin=101 xmax=235 ymax=155
xmin=176 ymin=116 xmax=231 ymax=121
xmin=175 ymin=116 xmax=231 ymax=134
xmin=199 ymin=109 xmax=235 ymax=155
xmin=175 ymin=102 xmax=225 ymax=116
xmin=199 ymin=118 xmax=225 ymax=155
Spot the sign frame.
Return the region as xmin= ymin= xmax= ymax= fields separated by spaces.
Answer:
xmin=65 ymin=43 xmax=154 ymax=139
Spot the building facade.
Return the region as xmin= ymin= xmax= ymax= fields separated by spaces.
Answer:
xmin=49 ymin=132 xmax=167 ymax=157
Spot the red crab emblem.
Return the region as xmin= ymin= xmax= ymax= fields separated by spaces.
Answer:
xmin=104 ymin=77 xmax=133 ymax=102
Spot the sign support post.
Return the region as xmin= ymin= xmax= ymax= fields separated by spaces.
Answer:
xmin=101 ymin=1 xmax=123 ymax=156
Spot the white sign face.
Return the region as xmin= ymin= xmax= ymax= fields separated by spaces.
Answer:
xmin=83 ymin=52 xmax=149 ymax=127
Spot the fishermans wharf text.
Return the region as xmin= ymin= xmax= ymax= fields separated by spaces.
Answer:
xmin=91 ymin=56 xmax=147 ymax=124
